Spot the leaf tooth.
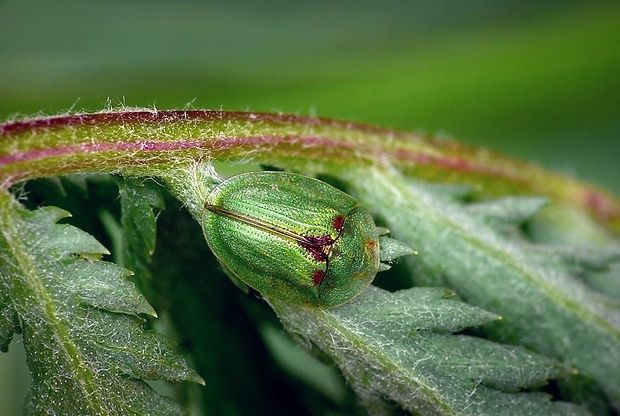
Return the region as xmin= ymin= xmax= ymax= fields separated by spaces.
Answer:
xmin=69 ymin=262 xmax=157 ymax=317
xmin=410 ymin=180 xmax=473 ymax=202
xmin=576 ymin=245 xmax=620 ymax=271
xmin=542 ymin=244 xmax=620 ymax=272
xmin=379 ymin=235 xmax=417 ymax=264
xmin=464 ymin=196 xmax=548 ymax=226
xmin=31 ymin=206 xmax=110 ymax=257
xmin=335 ymin=286 xmax=501 ymax=333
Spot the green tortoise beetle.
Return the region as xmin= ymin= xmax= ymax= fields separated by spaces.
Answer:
xmin=202 ymin=171 xmax=380 ymax=308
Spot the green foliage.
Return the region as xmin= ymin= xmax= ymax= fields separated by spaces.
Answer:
xmin=349 ymin=170 xmax=620 ymax=410
xmin=271 ymin=287 xmax=586 ymax=415
xmin=0 ymin=110 xmax=618 ymax=415
xmin=1 ymin=2 xmax=618 ymax=414
xmin=116 ymin=177 xmax=165 ymax=293
xmin=0 ymin=191 xmax=202 ymax=415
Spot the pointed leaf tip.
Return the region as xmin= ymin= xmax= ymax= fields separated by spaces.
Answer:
xmin=379 ymin=236 xmax=417 ymax=264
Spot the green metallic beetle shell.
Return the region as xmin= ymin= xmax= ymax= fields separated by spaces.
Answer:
xmin=202 ymin=171 xmax=380 ymax=307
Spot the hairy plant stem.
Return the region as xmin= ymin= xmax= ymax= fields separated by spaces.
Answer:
xmin=1 ymin=110 xmax=618 ymax=234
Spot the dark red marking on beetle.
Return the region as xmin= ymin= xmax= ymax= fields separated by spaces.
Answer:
xmin=303 ymin=235 xmax=334 ymax=247
xmin=299 ymin=235 xmax=334 ymax=262
xmin=313 ymin=270 xmax=326 ymax=286
xmin=332 ymin=215 xmax=345 ymax=232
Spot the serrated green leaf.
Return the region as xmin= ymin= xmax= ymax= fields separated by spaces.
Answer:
xmin=270 ymin=286 xmax=586 ymax=415
xmin=23 ymin=375 xmax=186 ymax=416
xmin=534 ymin=243 xmax=620 ymax=305
xmin=352 ymin=286 xmax=499 ymax=333
xmin=116 ymin=177 xmax=165 ymax=285
xmin=379 ymin=235 xmax=417 ymax=264
xmin=350 ymin=168 xmax=620 ymax=409
xmin=0 ymin=190 xmax=202 ymax=415
xmin=34 ymin=207 xmax=110 ymax=258
xmin=64 ymin=261 xmax=156 ymax=316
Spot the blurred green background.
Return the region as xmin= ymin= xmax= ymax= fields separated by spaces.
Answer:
xmin=1 ymin=1 xmax=619 ymax=191
xmin=1 ymin=1 xmax=619 ymax=414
